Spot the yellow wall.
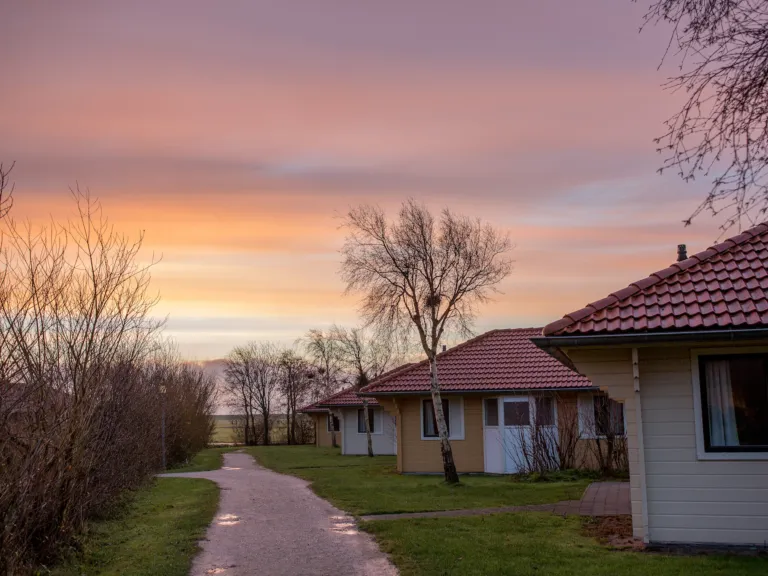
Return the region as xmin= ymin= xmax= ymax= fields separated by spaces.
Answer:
xmin=374 ymin=392 xmax=608 ymax=474
xmin=383 ymin=395 xmax=485 ymax=473
xmin=312 ymin=413 xmax=342 ymax=448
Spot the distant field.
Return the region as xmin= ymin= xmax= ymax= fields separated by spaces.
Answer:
xmin=212 ymin=415 xmax=242 ymax=443
xmin=211 ymin=414 xmax=294 ymax=444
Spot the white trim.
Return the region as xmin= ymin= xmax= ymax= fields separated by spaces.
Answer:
xmin=691 ymin=346 xmax=768 ymax=461
xmin=420 ymin=397 xmax=465 ymax=441
xmin=632 ymin=347 xmax=650 ymax=544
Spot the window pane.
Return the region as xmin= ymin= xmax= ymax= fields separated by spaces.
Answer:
xmin=423 ymin=399 xmax=450 ymax=437
xmin=484 ymin=398 xmax=499 ymax=426
xmin=703 ymin=356 xmax=768 ymax=449
xmin=593 ymin=396 xmax=624 ymax=436
xmin=327 ymin=414 xmax=339 ymax=432
xmin=369 ymin=408 xmax=375 ymax=433
xmin=503 ymin=401 xmax=530 ymax=426
xmin=535 ymin=397 xmax=554 ymax=426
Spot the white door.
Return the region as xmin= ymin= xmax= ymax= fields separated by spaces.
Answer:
xmin=482 ymin=397 xmax=504 ymax=473
xmin=503 ymin=397 xmax=532 ymax=474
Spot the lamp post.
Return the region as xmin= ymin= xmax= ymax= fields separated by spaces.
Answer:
xmin=160 ymin=384 xmax=167 ymax=470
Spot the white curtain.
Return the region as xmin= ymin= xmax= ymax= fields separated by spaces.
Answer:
xmin=705 ymin=360 xmax=740 ymax=447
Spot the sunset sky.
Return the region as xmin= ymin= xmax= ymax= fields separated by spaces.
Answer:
xmin=2 ymin=1 xmax=729 ymax=359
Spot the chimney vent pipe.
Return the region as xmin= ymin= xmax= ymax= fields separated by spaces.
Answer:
xmin=677 ymin=244 xmax=687 ymax=262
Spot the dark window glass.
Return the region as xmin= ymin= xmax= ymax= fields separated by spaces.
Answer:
xmin=535 ymin=397 xmax=555 ymax=426
xmin=593 ymin=396 xmax=624 ymax=436
xmin=357 ymin=408 xmax=375 ymax=433
xmin=700 ymin=354 xmax=768 ymax=452
xmin=503 ymin=401 xmax=530 ymax=426
xmin=484 ymin=398 xmax=499 ymax=426
xmin=327 ymin=414 xmax=340 ymax=432
xmin=423 ymin=399 xmax=450 ymax=437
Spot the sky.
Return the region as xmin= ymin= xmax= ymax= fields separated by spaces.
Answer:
xmin=1 ymin=1 xmax=731 ymax=359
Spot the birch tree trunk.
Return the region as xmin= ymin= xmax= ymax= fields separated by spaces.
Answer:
xmin=430 ymin=356 xmax=458 ymax=483
xmin=363 ymin=399 xmax=374 ymax=457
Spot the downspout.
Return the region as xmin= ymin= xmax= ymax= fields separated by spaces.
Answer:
xmin=632 ymin=348 xmax=650 ymax=544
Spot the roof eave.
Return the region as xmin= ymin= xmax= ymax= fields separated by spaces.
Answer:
xmin=359 ymin=386 xmax=598 ymax=397
xmin=532 ymin=326 xmax=768 ymax=349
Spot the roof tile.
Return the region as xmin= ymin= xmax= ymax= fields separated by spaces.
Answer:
xmin=542 ymin=222 xmax=768 ymax=336
xmin=361 ymin=328 xmax=593 ymax=395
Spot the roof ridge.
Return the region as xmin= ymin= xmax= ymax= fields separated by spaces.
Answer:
xmin=359 ymin=328 xmax=544 ymax=393
xmin=542 ymin=221 xmax=768 ymax=336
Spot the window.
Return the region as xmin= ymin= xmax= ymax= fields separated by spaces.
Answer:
xmin=484 ymin=398 xmax=499 ymax=426
xmin=423 ymin=399 xmax=450 ymax=437
xmin=593 ymin=396 xmax=624 ymax=437
xmin=503 ymin=401 xmax=530 ymax=426
xmin=326 ymin=413 xmax=340 ymax=433
xmin=535 ymin=396 xmax=555 ymax=427
xmin=357 ymin=408 xmax=375 ymax=433
xmin=699 ymin=354 xmax=768 ymax=452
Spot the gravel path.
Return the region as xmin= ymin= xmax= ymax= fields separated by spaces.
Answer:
xmin=160 ymin=451 xmax=397 ymax=576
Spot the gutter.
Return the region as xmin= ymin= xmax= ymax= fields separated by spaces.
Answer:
xmin=532 ymin=327 xmax=768 ymax=349
xmin=358 ymin=386 xmax=598 ymax=397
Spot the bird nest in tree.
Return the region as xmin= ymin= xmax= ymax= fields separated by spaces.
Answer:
xmin=424 ymin=294 xmax=442 ymax=308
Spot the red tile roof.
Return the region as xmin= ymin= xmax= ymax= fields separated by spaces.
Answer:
xmin=543 ymin=222 xmax=768 ymax=336
xmin=299 ymin=365 xmax=416 ymax=410
xmin=359 ymin=328 xmax=593 ymax=394
xmin=317 ymin=386 xmax=380 ymax=407
xmin=298 ymin=400 xmax=329 ymax=414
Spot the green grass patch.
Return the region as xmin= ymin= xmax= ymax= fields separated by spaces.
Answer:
xmin=53 ymin=478 xmax=218 ymax=576
xmin=363 ymin=513 xmax=767 ymax=576
xmin=247 ymin=446 xmax=590 ymax=515
xmin=166 ymin=446 xmax=237 ymax=473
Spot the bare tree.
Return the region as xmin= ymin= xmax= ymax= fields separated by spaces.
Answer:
xmin=302 ymin=329 xmax=344 ymax=447
xmin=341 ymin=200 xmax=513 ymax=482
xmin=331 ymin=325 xmax=397 ymax=457
xmin=279 ymin=349 xmax=314 ymax=445
xmin=0 ymin=162 xmax=15 ymax=219
xmin=583 ymin=395 xmax=629 ymax=477
xmin=0 ymin=188 xmax=216 ymax=572
xmin=223 ymin=342 xmax=280 ymax=445
xmin=641 ymin=0 xmax=768 ymax=229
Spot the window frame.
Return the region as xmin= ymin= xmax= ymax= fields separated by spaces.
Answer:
xmin=592 ymin=395 xmax=625 ymax=437
xmin=534 ymin=395 xmax=556 ymax=428
xmin=578 ymin=393 xmax=626 ymax=439
xmin=357 ymin=407 xmax=377 ymax=434
xmin=483 ymin=397 xmax=500 ymax=427
xmin=692 ymin=347 xmax=768 ymax=460
xmin=326 ymin=412 xmax=340 ymax=433
xmin=421 ymin=397 xmax=465 ymax=441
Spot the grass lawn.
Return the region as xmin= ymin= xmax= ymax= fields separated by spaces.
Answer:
xmin=246 ymin=445 xmax=591 ymax=515
xmin=53 ymin=478 xmax=218 ymax=576
xmin=166 ymin=446 xmax=237 ymax=473
xmin=363 ymin=513 xmax=767 ymax=576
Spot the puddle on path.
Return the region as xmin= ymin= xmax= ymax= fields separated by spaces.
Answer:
xmin=205 ymin=565 xmax=236 ymax=574
xmin=329 ymin=515 xmax=358 ymax=535
xmin=222 ymin=467 xmax=241 ymax=471
xmin=216 ymin=513 xmax=241 ymax=526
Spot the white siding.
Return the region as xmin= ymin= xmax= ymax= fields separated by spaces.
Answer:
xmin=570 ymin=343 xmax=768 ymax=546
xmin=340 ymin=406 xmax=397 ymax=456
xmin=639 ymin=345 xmax=768 ymax=545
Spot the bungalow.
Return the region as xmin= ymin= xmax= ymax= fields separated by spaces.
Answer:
xmin=300 ymin=401 xmax=340 ymax=448
xmin=359 ymin=328 xmax=621 ymax=474
xmin=533 ymin=224 xmax=768 ymax=546
xmin=301 ymin=388 xmax=397 ymax=455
